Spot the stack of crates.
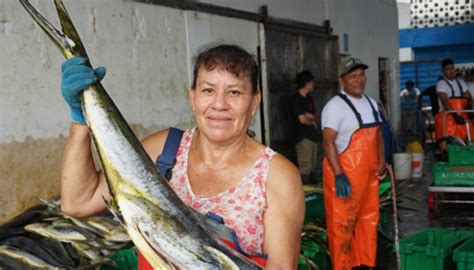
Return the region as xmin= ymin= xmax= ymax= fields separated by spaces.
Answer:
xmin=454 ymin=235 xmax=474 ymax=270
xmin=101 ymin=248 xmax=138 ymax=270
xmin=397 ymin=228 xmax=474 ymax=270
xmin=433 ymin=145 xmax=474 ymax=186
xmin=298 ymin=240 xmax=329 ymax=270
xmin=303 ymin=185 xmax=325 ymax=224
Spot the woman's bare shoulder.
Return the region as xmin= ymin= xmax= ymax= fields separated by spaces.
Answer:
xmin=141 ymin=128 xmax=171 ymax=162
xmin=267 ymin=152 xmax=302 ymax=188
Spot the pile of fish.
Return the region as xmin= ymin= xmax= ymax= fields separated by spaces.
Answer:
xmin=0 ymin=199 xmax=132 ymax=269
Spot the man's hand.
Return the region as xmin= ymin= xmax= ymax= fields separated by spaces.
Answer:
xmin=376 ymin=163 xmax=387 ymax=179
xmin=451 ymin=113 xmax=465 ymax=125
xmin=335 ymin=173 xmax=351 ymax=198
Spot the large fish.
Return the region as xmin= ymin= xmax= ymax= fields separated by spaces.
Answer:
xmin=19 ymin=1 xmax=262 ymax=269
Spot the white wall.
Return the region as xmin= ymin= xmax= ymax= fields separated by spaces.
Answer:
xmin=1 ymin=0 xmax=193 ymax=144
xmin=397 ymin=0 xmax=411 ymax=29
xmin=0 ymin=0 xmax=194 ymax=223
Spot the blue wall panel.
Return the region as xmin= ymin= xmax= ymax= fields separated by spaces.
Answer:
xmin=400 ymin=61 xmax=441 ymax=92
xmin=414 ymin=44 xmax=474 ymax=64
xmin=399 ymin=23 xmax=474 ymax=109
xmin=400 ymin=61 xmax=442 ymax=106
xmin=400 ymin=24 xmax=474 ymax=48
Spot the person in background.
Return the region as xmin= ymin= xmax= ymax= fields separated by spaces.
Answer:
xmin=59 ymin=44 xmax=305 ymax=269
xmin=435 ymin=58 xmax=473 ymax=143
xmin=321 ymin=57 xmax=385 ymax=269
xmin=400 ymin=80 xmax=421 ymax=104
xmin=400 ymin=80 xmax=422 ymax=134
xmin=467 ymin=69 xmax=474 ymax=104
xmin=288 ymin=70 xmax=319 ymax=184
xmin=419 ymin=76 xmax=443 ymax=116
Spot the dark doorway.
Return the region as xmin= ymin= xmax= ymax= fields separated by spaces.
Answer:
xmin=264 ymin=27 xmax=339 ymax=178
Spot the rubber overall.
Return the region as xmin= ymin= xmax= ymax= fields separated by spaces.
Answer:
xmin=323 ymin=94 xmax=380 ymax=269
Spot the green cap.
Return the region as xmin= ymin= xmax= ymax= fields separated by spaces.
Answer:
xmin=338 ymin=57 xmax=368 ymax=77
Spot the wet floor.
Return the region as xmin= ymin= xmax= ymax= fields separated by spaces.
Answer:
xmin=374 ymin=150 xmax=474 ymax=270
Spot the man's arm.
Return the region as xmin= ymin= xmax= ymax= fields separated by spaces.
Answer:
xmin=322 ymin=128 xmax=342 ymax=175
xmin=298 ymin=113 xmax=316 ymax=126
xmin=463 ymin=90 xmax=472 ymax=105
xmin=376 ymin=128 xmax=386 ymax=177
xmin=437 ymin=92 xmax=453 ymax=111
xmin=264 ymin=154 xmax=304 ymax=269
xmin=415 ymin=89 xmax=421 ymax=105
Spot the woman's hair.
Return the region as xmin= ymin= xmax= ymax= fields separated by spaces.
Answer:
xmin=191 ymin=44 xmax=259 ymax=94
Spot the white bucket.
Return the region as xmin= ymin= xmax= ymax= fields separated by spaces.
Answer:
xmin=411 ymin=153 xmax=424 ymax=178
xmin=393 ymin=153 xmax=412 ymax=180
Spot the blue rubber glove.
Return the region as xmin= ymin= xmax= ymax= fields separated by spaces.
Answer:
xmin=335 ymin=173 xmax=351 ymax=198
xmin=61 ymin=57 xmax=106 ymax=124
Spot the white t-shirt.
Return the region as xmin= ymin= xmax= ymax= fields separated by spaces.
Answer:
xmin=436 ymin=77 xmax=468 ymax=111
xmin=321 ymin=90 xmax=380 ymax=154
xmin=468 ymin=82 xmax=474 ymax=104
xmin=400 ymin=88 xmax=421 ymax=97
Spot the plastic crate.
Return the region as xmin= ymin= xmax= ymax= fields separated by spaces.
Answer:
xmin=397 ymin=228 xmax=472 ymax=270
xmin=101 ymin=248 xmax=138 ymax=270
xmin=304 ymin=191 xmax=325 ymax=223
xmin=454 ymin=236 xmax=474 ymax=270
xmin=298 ymin=240 xmax=329 ymax=270
xmin=380 ymin=209 xmax=389 ymax=224
xmin=433 ymin=162 xmax=474 ymax=186
xmin=448 ymin=145 xmax=474 ymax=166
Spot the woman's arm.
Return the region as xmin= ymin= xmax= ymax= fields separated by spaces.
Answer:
xmin=264 ymin=154 xmax=305 ymax=269
xmin=60 ymin=124 xmax=110 ymax=216
xmin=61 ymin=127 xmax=169 ymax=217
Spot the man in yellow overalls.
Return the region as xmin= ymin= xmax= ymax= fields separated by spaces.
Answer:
xmin=321 ymin=57 xmax=386 ymax=269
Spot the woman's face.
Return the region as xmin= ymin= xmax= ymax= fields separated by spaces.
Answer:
xmin=189 ymin=67 xmax=260 ymax=143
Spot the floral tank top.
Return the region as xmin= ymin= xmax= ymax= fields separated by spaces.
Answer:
xmin=168 ymin=128 xmax=276 ymax=255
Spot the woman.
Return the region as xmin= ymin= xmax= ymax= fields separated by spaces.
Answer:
xmin=60 ymin=44 xmax=304 ymax=269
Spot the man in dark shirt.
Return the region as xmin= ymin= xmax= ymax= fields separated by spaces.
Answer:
xmin=289 ymin=70 xmax=319 ymax=184
xmin=419 ymin=76 xmax=443 ymax=116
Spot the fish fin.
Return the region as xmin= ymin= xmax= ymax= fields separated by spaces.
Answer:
xmin=54 ymin=0 xmax=88 ymax=58
xmin=203 ymin=245 xmax=240 ymax=270
xmin=101 ymin=196 xmax=126 ymax=227
xmin=19 ymin=0 xmax=85 ymax=59
xmin=37 ymin=197 xmax=62 ymax=215
xmin=124 ymin=223 xmax=175 ymax=270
